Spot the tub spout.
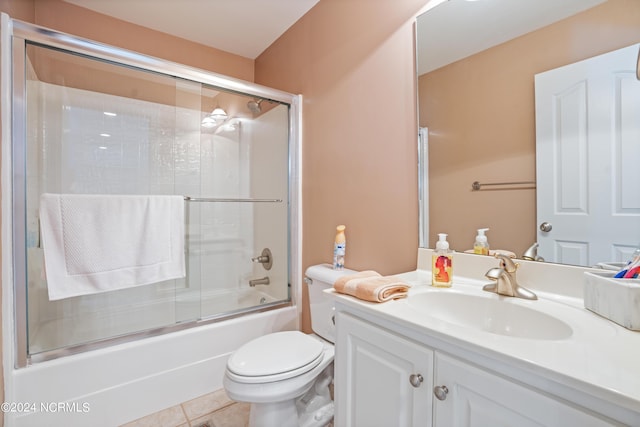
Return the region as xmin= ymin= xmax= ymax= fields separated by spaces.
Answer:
xmin=249 ymin=276 xmax=270 ymax=287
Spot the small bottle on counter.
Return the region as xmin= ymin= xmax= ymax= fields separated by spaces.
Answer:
xmin=333 ymin=225 xmax=346 ymax=270
xmin=473 ymin=228 xmax=490 ymax=255
xmin=432 ymin=233 xmax=453 ymax=287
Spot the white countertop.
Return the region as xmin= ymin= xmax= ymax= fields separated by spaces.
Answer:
xmin=329 ymin=250 xmax=640 ymax=423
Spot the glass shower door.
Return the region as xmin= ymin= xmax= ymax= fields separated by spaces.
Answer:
xmin=18 ymin=41 xmax=291 ymax=359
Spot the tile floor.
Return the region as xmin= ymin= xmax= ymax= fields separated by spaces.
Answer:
xmin=119 ymin=389 xmax=250 ymax=427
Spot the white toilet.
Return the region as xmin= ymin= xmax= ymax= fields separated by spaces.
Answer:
xmin=223 ymin=264 xmax=353 ymax=427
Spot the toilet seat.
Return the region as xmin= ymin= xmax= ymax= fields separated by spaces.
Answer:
xmin=226 ymin=331 xmax=325 ymax=384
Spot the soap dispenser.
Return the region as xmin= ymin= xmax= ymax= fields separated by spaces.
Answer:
xmin=473 ymin=228 xmax=490 ymax=255
xmin=432 ymin=233 xmax=453 ymax=287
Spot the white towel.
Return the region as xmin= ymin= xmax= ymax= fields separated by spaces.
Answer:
xmin=39 ymin=194 xmax=186 ymax=300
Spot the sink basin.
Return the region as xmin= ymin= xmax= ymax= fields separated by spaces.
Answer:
xmin=406 ymin=292 xmax=573 ymax=340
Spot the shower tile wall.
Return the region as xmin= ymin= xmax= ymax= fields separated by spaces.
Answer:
xmin=198 ymin=124 xmax=252 ymax=315
xmin=25 ymin=80 xmax=258 ymax=353
xmin=246 ymin=106 xmax=290 ymax=303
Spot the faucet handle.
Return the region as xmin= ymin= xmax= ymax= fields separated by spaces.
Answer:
xmin=495 ymin=253 xmax=518 ymax=273
xmin=251 ymin=248 xmax=272 ymax=270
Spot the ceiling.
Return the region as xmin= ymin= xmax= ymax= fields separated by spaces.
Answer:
xmin=61 ymin=0 xmax=608 ymax=73
xmin=416 ymin=0 xmax=606 ymax=75
xmin=62 ymin=0 xmax=321 ymax=59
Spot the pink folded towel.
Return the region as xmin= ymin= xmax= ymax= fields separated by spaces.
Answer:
xmin=333 ymin=270 xmax=410 ymax=303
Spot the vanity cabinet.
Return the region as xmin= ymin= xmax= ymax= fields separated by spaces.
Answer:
xmin=335 ymin=308 xmax=618 ymax=427
xmin=334 ymin=311 xmax=434 ymax=427
xmin=434 ymin=353 xmax=613 ymax=427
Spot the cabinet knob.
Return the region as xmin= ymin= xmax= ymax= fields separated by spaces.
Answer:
xmin=409 ymin=374 xmax=424 ymax=388
xmin=433 ymin=385 xmax=449 ymax=400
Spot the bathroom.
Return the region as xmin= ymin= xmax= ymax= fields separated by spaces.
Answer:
xmin=1 ymin=0 xmax=639 ymax=426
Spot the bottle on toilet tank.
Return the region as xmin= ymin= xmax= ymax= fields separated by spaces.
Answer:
xmin=333 ymin=225 xmax=346 ymax=270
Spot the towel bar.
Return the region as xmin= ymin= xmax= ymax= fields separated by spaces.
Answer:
xmin=33 ymin=196 xmax=283 ymax=248
xmin=184 ymin=197 xmax=282 ymax=203
xmin=471 ymin=181 xmax=536 ymax=191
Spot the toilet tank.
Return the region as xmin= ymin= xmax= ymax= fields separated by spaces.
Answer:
xmin=305 ymin=264 xmax=356 ymax=344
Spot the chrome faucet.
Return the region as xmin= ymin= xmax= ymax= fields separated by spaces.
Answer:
xmin=483 ymin=254 xmax=537 ymax=300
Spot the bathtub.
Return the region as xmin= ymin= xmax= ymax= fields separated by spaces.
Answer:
xmin=28 ymin=286 xmax=287 ymax=355
xmin=7 ymin=304 xmax=298 ymax=426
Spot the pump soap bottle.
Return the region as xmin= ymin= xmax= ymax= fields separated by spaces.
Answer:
xmin=432 ymin=233 xmax=453 ymax=287
xmin=333 ymin=225 xmax=346 ymax=270
xmin=473 ymin=228 xmax=490 ymax=255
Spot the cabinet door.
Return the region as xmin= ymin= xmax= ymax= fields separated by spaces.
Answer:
xmin=335 ymin=311 xmax=433 ymax=427
xmin=434 ymin=353 xmax=618 ymax=427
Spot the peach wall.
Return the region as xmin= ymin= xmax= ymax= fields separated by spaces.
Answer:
xmin=420 ymin=0 xmax=640 ymax=257
xmin=255 ymin=0 xmax=426 ymax=270
xmin=255 ymin=0 xmax=430 ymax=331
xmin=6 ymin=0 xmax=254 ymax=82
xmin=0 ymin=0 xmax=33 ymax=22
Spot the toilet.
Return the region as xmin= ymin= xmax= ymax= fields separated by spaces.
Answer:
xmin=223 ymin=264 xmax=353 ymax=427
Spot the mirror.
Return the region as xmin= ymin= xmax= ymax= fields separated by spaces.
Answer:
xmin=417 ymin=0 xmax=640 ymax=266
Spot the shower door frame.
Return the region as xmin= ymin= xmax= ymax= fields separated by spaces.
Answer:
xmin=3 ymin=15 xmax=303 ymax=368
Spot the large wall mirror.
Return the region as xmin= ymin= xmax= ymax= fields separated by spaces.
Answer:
xmin=417 ymin=0 xmax=640 ymax=267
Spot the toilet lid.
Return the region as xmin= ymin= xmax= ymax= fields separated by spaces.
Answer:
xmin=227 ymin=331 xmax=324 ymax=381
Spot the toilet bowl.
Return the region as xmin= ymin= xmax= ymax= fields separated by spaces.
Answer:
xmin=223 ymin=264 xmax=354 ymax=427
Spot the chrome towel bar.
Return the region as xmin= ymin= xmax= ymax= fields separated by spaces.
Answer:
xmin=184 ymin=197 xmax=282 ymax=203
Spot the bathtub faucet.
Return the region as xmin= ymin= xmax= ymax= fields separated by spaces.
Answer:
xmin=251 ymin=248 xmax=273 ymax=270
xmin=249 ymin=276 xmax=270 ymax=287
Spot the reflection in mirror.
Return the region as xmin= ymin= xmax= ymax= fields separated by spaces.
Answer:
xmin=637 ymin=45 xmax=640 ymax=80
xmin=417 ymin=0 xmax=640 ymax=267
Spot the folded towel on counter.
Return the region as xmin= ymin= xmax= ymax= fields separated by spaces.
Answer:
xmin=39 ymin=194 xmax=186 ymax=300
xmin=333 ymin=270 xmax=410 ymax=302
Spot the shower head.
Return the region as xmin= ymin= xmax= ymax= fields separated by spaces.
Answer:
xmin=247 ymin=98 xmax=263 ymax=114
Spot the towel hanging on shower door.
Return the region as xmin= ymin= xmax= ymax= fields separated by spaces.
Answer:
xmin=39 ymin=194 xmax=186 ymax=300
